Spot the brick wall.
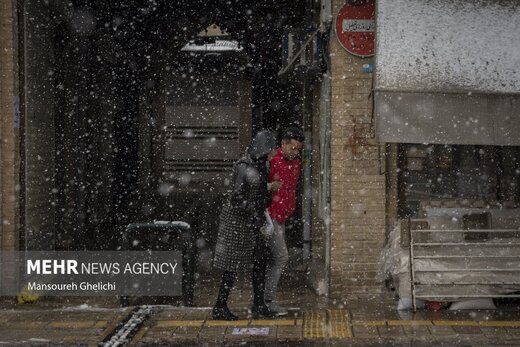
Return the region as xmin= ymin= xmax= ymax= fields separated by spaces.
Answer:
xmin=0 ymin=0 xmax=19 ymax=251
xmin=24 ymin=1 xmax=56 ymax=250
xmin=328 ymin=0 xmax=386 ymax=296
xmin=0 ymin=0 xmax=20 ymax=295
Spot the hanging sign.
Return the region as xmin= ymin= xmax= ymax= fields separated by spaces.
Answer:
xmin=335 ymin=0 xmax=375 ymax=57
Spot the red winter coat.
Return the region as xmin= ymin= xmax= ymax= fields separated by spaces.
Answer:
xmin=267 ymin=148 xmax=300 ymax=224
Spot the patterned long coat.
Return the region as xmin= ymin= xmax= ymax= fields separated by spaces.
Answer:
xmin=213 ymin=131 xmax=275 ymax=272
xmin=213 ymin=156 xmax=269 ymax=272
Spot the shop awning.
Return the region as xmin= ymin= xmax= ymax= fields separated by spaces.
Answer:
xmin=374 ymin=0 xmax=520 ymax=145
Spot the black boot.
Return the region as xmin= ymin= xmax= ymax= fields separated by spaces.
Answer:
xmin=251 ymin=238 xmax=277 ymax=319
xmin=251 ymin=304 xmax=277 ymax=319
xmin=212 ymin=305 xmax=239 ymax=321
xmin=212 ymin=271 xmax=238 ymax=321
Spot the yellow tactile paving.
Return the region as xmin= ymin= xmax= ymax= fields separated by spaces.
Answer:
xmin=328 ymin=309 xmax=352 ymax=338
xmin=249 ymin=319 xmax=297 ymax=326
xmin=48 ymin=321 xmax=96 ymax=328
xmin=387 ymin=320 xmax=432 ymax=326
xmin=351 ymin=320 xmax=387 ymax=326
xmin=155 ymin=320 xmax=204 ymax=327
xmin=205 ymin=320 xmax=250 ymax=327
xmin=93 ymin=320 xmax=109 ymax=329
xmin=433 ymin=320 xmax=479 ymax=326
xmin=478 ymin=321 xmax=520 ymax=327
xmin=121 ymin=308 xmax=520 ymax=341
xmin=350 ymin=319 xmax=520 ymax=328
xmin=303 ymin=311 xmax=327 ymax=339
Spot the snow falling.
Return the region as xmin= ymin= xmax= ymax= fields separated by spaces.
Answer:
xmin=4 ymin=0 xmax=520 ymax=338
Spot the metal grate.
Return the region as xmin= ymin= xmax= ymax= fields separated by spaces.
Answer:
xmin=409 ymin=226 xmax=520 ymax=311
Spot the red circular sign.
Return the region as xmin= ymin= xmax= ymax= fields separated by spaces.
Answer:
xmin=335 ymin=0 xmax=375 ymax=57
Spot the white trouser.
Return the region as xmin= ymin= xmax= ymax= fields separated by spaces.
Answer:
xmin=264 ymin=219 xmax=289 ymax=302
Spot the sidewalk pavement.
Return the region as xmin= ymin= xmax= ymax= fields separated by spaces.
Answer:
xmin=1 ymin=294 xmax=520 ymax=346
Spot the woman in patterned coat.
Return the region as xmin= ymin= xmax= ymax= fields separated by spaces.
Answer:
xmin=212 ymin=130 xmax=278 ymax=320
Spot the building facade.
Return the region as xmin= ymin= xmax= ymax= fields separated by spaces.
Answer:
xmin=1 ymin=0 xmax=519 ymax=299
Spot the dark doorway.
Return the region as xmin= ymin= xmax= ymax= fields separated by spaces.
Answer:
xmin=21 ymin=0 xmax=318 ymax=251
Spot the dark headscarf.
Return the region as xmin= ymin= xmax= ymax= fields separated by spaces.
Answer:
xmin=248 ymin=130 xmax=277 ymax=160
